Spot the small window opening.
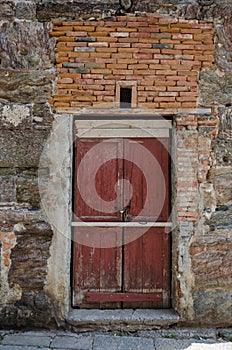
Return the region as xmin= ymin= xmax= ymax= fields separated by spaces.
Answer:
xmin=120 ymin=87 xmax=132 ymax=108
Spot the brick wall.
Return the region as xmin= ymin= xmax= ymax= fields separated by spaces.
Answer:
xmin=50 ymin=14 xmax=215 ymax=112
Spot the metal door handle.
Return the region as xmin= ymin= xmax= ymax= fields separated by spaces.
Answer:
xmin=119 ymin=209 xmax=125 ymax=221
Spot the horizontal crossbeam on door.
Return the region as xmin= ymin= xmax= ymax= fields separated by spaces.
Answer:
xmin=76 ymin=128 xmax=170 ymax=138
xmin=71 ymin=222 xmax=172 ymax=227
xmin=85 ymin=292 xmax=162 ymax=302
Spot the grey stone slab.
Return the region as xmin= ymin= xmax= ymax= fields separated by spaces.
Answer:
xmin=68 ymin=309 xmax=134 ymax=326
xmin=155 ymin=327 xmax=217 ymax=340
xmin=51 ymin=335 xmax=93 ymax=349
xmin=132 ymin=309 xmax=180 ymax=326
xmin=1 ymin=334 xmax=52 ymax=347
xmin=68 ymin=309 xmax=179 ymax=329
xmin=155 ymin=338 xmax=232 ymax=350
xmin=0 ymin=347 xmax=49 ymax=350
xmin=93 ymin=335 xmax=155 ymax=350
xmin=20 ymin=331 xmax=57 ymax=337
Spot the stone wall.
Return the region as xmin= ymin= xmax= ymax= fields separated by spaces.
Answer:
xmin=0 ymin=0 xmax=231 ymax=328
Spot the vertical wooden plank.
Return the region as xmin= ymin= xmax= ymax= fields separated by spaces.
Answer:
xmin=73 ymin=138 xmax=123 ymax=308
xmin=123 ymin=138 xmax=170 ymax=308
xmin=124 ymin=138 xmax=169 ymax=222
xmin=123 ymin=227 xmax=167 ymax=308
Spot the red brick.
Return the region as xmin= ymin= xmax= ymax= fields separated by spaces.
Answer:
xmin=155 ymin=97 xmax=176 ymax=102
xmin=119 ymin=38 xmax=139 ymax=43
xmin=154 ymin=80 xmax=176 ymax=86
xmin=117 ymin=27 xmax=137 ymax=32
xmin=88 ymin=42 xmax=109 ymax=47
xmin=133 ymin=53 xmax=153 ymax=59
xmin=66 ymin=31 xmax=87 ymax=37
xmin=127 ymin=22 xmax=148 ymax=27
xmin=107 ymin=63 xmax=127 ymax=69
xmin=105 ymin=21 xmax=126 ymax=27
xmin=167 ymin=75 xmax=187 ymax=81
xmin=50 ymin=31 xmax=66 ymax=37
xmin=57 ymin=78 xmax=73 ymax=84
xmin=91 ymin=69 xmax=112 ymax=74
xmin=90 ymin=53 xmax=111 ymax=58
xmin=110 ymin=43 xmax=130 ymax=48
xmin=112 ymin=69 xmax=133 ymax=75
xmin=128 ymin=63 xmax=149 ymax=69
xmin=61 ymin=21 xmax=83 ymax=26
xmin=197 ymin=55 xmax=214 ymax=61
xmin=172 ymin=33 xmax=193 ymax=39
xmin=58 ymin=37 xmax=75 ymax=42
xmin=156 ymin=70 xmax=177 ymax=75
xmin=96 ymin=27 xmax=115 ymax=32
xmin=97 ymin=37 xmax=117 ymax=42
xmin=117 ymin=58 xmax=137 ymax=64
xmin=132 ymin=43 xmax=152 ymax=48
xmin=56 ymin=57 xmax=69 ymax=63
xmin=161 ymin=49 xmax=182 ymax=55
xmin=74 ymin=25 xmax=95 ymax=32
xmin=53 ymin=26 xmax=73 ymax=32
xmin=159 ymin=102 xmax=181 ymax=108
xmin=130 ymin=32 xmax=151 ymax=38
xmin=118 ymin=48 xmax=139 ymax=53
xmin=95 ymin=58 xmax=116 ymax=64
xmin=111 ymin=51 xmax=133 ymax=58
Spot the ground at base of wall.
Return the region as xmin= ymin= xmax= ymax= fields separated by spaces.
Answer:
xmin=0 ymin=328 xmax=232 ymax=350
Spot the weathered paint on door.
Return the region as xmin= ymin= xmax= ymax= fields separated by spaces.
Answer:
xmin=73 ymin=137 xmax=170 ymax=308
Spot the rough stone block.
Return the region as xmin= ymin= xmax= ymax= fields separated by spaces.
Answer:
xmin=0 ymin=22 xmax=55 ymax=70
xmin=0 ymin=169 xmax=16 ymax=203
xmin=15 ymin=1 xmax=36 ymax=20
xmin=16 ymin=169 xmax=40 ymax=209
xmin=0 ymin=103 xmax=31 ymax=127
xmin=199 ymin=72 xmax=232 ymax=107
xmin=0 ymin=70 xmax=54 ymax=104
xmin=8 ymin=222 xmax=52 ymax=289
xmin=0 ymin=128 xmax=50 ymax=168
xmin=193 ymin=289 xmax=232 ymax=325
xmin=0 ymin=1 xmax=15 ymax=19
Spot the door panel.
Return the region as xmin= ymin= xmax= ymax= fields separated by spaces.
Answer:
xmin=75 ymin=139 xmax=123 ymax=222
xmin=124 ymin=138 xmax=169 ymax=222
xmin=123 ymin=227 xmax=170 ymax=308
xmin=73 ymin=136 xmax=171 ymax=308
xmin=73 ymin=227 xmax=122 ymax=308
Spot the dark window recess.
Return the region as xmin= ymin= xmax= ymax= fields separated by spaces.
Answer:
xmin=120 ymin=87 xmax=132 ymax=108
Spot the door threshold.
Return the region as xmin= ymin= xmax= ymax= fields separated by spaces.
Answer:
xmin=67 ymin=309 xmax=180 ymax=331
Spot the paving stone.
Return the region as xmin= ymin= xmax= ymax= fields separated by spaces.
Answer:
xmin=0 ymin=347 xmax=49 ymax=350
xmin=51 ymin=335 xmax=93 ymax=349
xmin=1 ymin=334 xmax=52 ymax=347
xmin=93 ymin=335 xmax=155 ymax=350
xmin=155 ymin=338 xmax=232 ymax=350
xmin=18 ymin=331 xmax=57 ymax=337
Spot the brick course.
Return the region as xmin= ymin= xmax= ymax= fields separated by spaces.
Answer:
xmin=50 ymin=14 xmax=214 ymax=112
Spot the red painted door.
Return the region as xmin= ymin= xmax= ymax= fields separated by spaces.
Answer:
xmin=72 ymin=137 xmax=170 ymax=308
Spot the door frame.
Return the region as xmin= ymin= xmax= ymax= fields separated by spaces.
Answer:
xmin=71 ymin=113 xmax=173 ymax=309
xmin=42 ymin=110 xmax=195 ymax=322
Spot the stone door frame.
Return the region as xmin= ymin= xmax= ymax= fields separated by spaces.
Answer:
xmin=42 ymin=108 xmax=209 ymax=323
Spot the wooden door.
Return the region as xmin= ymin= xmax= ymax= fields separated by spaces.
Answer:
xmin=72 ymin=137 xmax=170 ymax=308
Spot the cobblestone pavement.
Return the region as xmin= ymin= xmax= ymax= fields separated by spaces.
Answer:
xmin=0 ymin=328 xmax=232 ymax=350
